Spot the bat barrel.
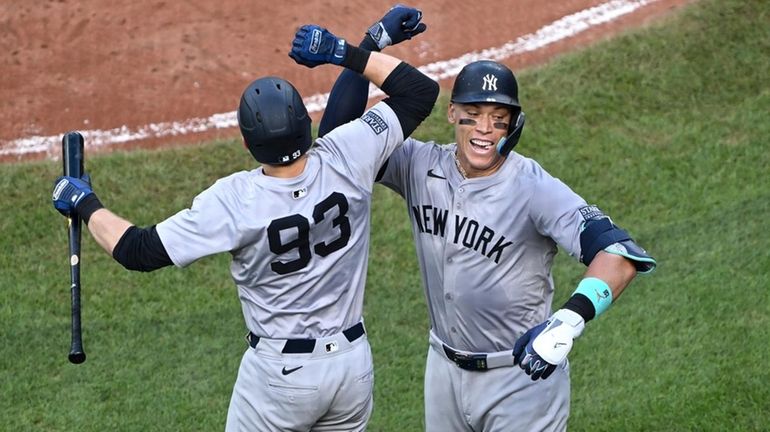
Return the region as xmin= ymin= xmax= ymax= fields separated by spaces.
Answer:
xmin=62 ymin=131 xmax=84 ymax=178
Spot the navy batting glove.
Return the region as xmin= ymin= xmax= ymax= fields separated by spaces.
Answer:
xmin=513 ymin=321 xmax=556 ymax=380
xmin=289 ymin=25 xmax=347 ymax=68
xmin=52 ymin=175 xmax=93 ymax=217
xmin=513 ymin=309 xmax=586 ymax=381
xmin=367 ymin=4 xmax=427 ymax=50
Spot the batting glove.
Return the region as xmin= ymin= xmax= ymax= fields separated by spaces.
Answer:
xmin=289 ymin=25 xmax=347 ymax=68
xmin=512 ymin=309 xmax=585 ymax=380
xmin=52 ymin=175 xmax=93 ymax=217
xmin=367 ymin=4 xmax=427 ymax=50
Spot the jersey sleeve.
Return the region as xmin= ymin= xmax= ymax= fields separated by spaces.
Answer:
xmin=315 ymin=101 xmax=405 ymax=185
xmin=527 ymin=167 xmax=589 ymax=260
xmin=376 ymin=137 xmax=420 ymax=197
xmin=155 ymin=177 xmax=248 ymax=267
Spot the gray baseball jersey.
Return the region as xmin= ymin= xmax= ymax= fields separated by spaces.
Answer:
xmin=155 ymin=102 xmax=403 ymax=431
xmin=379 ymin=139 xmax=594 ymax=353
xmin=380 ymin=139 xmax=597 ymax=431
xmin=156 ymin=101 xmax=403 ymax=338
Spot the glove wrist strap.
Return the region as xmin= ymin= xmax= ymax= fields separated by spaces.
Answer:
xmin=562 ymin=292 xmax=595 ymax=323
xmin=340 ymin=45 xmax=370 ymax=75
xmin=76 ymin=194 xmax=104 ymax=224
xmin=366 ymin=22 xmax=391 ymax=50
xmin=359 ymin=34 xmax=381 ymax=52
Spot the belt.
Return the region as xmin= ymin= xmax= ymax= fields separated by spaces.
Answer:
xmin=441 ymin=344 xmax=515 ymax=372
xmin=442 ymin=344 xmax=490 ymax=371
xmin=247 ymin=322 xmax=365 ymax=354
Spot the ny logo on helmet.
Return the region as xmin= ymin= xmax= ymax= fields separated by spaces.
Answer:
xmin=482 ymin=74 xmax=498 ymax=91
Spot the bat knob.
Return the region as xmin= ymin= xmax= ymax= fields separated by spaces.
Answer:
xmin=68 ymin=351 xmax=86 ymax=364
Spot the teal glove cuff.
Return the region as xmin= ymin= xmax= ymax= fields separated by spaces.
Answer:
xmin=574 ymin=277 xmax=613 ymax=317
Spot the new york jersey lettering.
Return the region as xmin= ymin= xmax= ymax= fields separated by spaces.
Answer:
xmin=411 ymin=205 xmax=448 ymax=237
xmin=453 ymin=215 xmax=512 ymax=264
xmin=410 ymin=204 xmax=512 ymax=264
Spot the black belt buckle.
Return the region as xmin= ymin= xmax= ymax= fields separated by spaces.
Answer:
xmin=444 ymin=345 xmax=488 ymax=371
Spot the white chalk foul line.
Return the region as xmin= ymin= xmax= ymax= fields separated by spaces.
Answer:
xmin=1 ymin=0 xmax=656 ymax=158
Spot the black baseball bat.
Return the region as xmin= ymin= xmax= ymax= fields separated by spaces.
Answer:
xmin=62 ymin=131 xmax=86 ymax=364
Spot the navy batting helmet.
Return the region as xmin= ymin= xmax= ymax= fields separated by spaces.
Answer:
xmin=451 ymin=60 xmax=525 ymax=156
xmin=237 ymin=77 xmax=312 ymax=165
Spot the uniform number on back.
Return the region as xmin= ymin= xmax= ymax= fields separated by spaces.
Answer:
xmin=267 ymin=192 xmax=351 ymax=274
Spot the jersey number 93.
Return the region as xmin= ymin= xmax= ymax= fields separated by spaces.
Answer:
xmin=267 ymin=192 xmax=351 ymax=274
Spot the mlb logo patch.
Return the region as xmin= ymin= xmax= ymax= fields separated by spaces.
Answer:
xmin=292 ymin=187 xmax=308 ymax=199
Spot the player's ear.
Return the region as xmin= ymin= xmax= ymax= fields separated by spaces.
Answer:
xmin=447 ymin=103 xmax=457 ymax=124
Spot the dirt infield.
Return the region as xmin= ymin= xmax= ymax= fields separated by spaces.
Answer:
xmin=0 ymin=0 xmax=693 ymax=162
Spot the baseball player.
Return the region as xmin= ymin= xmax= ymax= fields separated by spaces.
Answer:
xmin=321 ymin=39 xmax=657 ymax=431
xmin=50 ymin=12 xmax=437 ymax=432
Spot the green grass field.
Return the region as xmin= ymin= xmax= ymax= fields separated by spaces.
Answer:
xmin=2 ymin=0 xmax=768 ymax=430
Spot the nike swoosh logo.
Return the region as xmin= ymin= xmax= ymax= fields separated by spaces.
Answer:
xmin=281 ymin=366 xmax=303 ymax=375
xmin=427 ymin=169 xmax=446 ymax=179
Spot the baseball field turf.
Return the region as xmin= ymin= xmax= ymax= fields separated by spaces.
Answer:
xmin=1 ymin=0 xmax=767 ymax=430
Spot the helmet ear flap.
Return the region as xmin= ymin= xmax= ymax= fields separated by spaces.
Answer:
xmin=496 ymin=111 xmax=525 ymax=157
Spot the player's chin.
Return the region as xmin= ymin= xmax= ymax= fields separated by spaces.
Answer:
xmin=465 ymin=149 xmax=502 ymax=171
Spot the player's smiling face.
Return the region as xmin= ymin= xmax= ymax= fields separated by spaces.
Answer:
xmin=449 ymin=102 xmax=512 ymax=178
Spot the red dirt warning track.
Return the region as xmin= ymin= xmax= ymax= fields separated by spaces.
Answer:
xmin=0 ymin=0 xmax=693 ymax=162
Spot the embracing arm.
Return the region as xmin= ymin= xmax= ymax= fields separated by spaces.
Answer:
xmin=319 ymin=5 xmax=427 ymax=137
xmin=290 ymin=21 xmax=437 ymax=138
xmin=359 ymin=51 xmax=402 ymax=87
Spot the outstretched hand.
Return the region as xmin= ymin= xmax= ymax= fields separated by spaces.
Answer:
xmin=367 ymin=4 xmax=427 ymax=50
xmin=289 ymin=25 xmax=347 ymax=68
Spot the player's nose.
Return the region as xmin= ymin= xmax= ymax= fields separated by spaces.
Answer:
xmin=475 ymin=114 xmax=494 ymax=133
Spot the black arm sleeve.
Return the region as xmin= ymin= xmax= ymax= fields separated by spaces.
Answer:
xmin=380 ymin=62 xmax=439 ymax=138
xmin=112 ymin=225 xmax=174 ymax=272
xmin=318 ymin=36 xmax=381 ymax=138
xmin=320 ymin=36 xmax=439 ymax=139
xmin=318 ymin=70 xmax=371 ymax=138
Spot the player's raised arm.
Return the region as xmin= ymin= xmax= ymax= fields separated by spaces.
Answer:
xmin=289 ymin=24 xmax=438 ymax=139
xmin=317 ymin=5 xmax=427 ymax=137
